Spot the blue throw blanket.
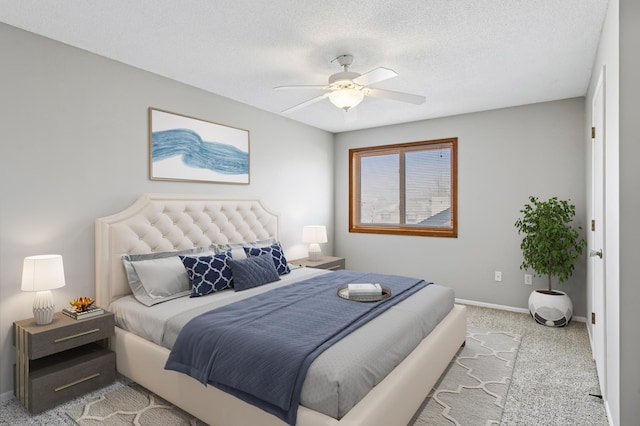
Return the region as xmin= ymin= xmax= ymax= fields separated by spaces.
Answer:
xmin=165 ymin=270 xmax=430 ymax=425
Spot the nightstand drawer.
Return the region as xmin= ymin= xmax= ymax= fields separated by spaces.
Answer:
xmin=20 ymin=313 xmax=114 ymax=360
xmin=27 ymin=344 xmax=115 ymax=413
xmin=321 ymin=258 xmax=346 ymax=270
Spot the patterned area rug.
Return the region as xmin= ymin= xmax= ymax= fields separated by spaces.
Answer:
xmin=66 ymin=383 xmax=206 ymax=425
xmin=410 ymin=326 xmax=521 ymax=426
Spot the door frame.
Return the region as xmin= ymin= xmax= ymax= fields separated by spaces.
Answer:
xmin=590 ymin=65 xmax=606 ymax=398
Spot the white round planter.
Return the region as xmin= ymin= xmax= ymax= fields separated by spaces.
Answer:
xmin=528 ymin=289 xmax=573 ymax=327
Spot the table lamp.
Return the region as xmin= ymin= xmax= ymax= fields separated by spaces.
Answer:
xmin=21 ymin=254 xmax=66 ymax=325
xmin=302 ymin=225 xmax=328 ymax=261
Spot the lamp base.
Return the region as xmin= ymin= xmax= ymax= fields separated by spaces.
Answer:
xmin=308 ymin=243 xmax=322 ymax=261
xmin=33 ymin=290 xmax=55 ymax=325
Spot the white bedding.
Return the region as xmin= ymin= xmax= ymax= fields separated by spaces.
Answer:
xmin=109 ymin=266 xmax=455 ymax=419
xmin=109 ymin=265 xmax=324 ymax=346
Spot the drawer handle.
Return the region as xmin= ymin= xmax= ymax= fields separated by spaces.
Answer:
xmin=54 ymin=328 xmax=100 ymax=343
xmin=54 ymin=373 xmax=100 ymax=392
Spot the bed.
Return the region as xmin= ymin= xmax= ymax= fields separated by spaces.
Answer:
xmin=95 ymin=193 xmax=466 ymax=426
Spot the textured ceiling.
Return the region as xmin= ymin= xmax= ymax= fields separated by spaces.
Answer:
xmin=0 ymin=0 xmax=609 ymax=133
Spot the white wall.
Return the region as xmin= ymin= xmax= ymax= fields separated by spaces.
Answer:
xmin=0 ymin=23 xmax=334 ymax=397
xmin=334 ymin=99 xmax=587 ymax=314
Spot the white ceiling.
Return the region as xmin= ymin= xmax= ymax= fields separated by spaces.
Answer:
xmin=0 ymin=0 xmax=609 ymax=133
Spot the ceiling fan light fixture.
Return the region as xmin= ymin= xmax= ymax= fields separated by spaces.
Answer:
xmin=277 ymin=54 xmax=421 ymax=115
xmin=329 ymin=88 xmax=364 ymax=111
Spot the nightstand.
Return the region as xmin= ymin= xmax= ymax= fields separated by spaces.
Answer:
xmin=290 ymin=256 xmax=346 ymax=271
xmin=14 ymin=311 xmax=116 ymax=413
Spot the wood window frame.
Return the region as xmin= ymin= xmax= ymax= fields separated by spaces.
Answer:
xmin=349 ymin=137 xmax=458 ymax=238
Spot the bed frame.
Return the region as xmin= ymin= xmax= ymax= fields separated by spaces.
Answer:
xmin=95 ymin=193 xmax=466 ymax=426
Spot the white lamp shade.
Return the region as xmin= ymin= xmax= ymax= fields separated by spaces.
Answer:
xmin=302 ymin=226 xmax=327 ymax=261
xmin=329 ymin=89 xmax=364 ymax=111
xmin=21 ymin=254 xmax=66 ymax=292
xmin=302 ymin=226 xmax=328 ymax=244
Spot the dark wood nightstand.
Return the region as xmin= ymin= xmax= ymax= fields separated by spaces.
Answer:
xmin=290 ymin=256 xmax=346 ymax=271
xmin=13 ymin=311 xmax=116 ymax=413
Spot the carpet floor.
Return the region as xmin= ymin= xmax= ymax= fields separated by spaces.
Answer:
xmin=0 ymin=304 xmax=609 ymax=425
xmin=465 ymin=304 xmax=608 ymax=426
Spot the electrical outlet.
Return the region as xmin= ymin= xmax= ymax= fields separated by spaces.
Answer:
xmin=524 ymin=274 xmax=533 ymax=285
xmin=494 ymin=271 xmax=502 ymax=282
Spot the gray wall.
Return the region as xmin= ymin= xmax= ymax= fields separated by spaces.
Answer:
xmin=334 ymin=98 xmax=587 ymax=315
xmin=0 ymin=23 xmax=334 ymax=396
xmin=619 ymin=1 xmax=640 ymax=424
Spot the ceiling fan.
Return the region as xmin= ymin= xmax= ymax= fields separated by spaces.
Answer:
xmin=275 ymin=54 xmax=426 ymax=114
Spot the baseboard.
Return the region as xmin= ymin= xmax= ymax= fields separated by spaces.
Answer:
xmin=586 ymin=321 xmax=595 ymax=351
xmin=455 ymin=298 xmax=529 ymax=314
xmin=455 ymin=298 xmax=587 ymax=323
xmin=605 ymin=400 xmax=614 ymax=426
xmin=1 ymin=390 xmax=15 ymax=404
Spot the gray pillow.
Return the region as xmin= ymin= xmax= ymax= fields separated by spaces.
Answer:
xmin=216 ymin=238 xmax=275 ymax=260
xmin=229 ymin=254 xmax=280 ymax=292
xmin=122 ymin=246 xmax=215 ymax=306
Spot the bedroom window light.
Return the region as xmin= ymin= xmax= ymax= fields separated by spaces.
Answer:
xmin=349 ymin=138 xmax=457 ymax=237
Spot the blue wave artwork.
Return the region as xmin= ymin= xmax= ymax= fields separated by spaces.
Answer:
xmin=152 ymin=128 xmax=248 ymax=175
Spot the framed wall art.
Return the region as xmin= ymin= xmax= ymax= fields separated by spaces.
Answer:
xmin=149 ymin=108 xmax=250 ymax=184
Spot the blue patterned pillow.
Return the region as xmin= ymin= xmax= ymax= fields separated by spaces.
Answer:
xmin=229 ymin=254 xmax=280 ymax=292
xmin=244 ymin=242 xmax=291 ymax=275
xmin=180 ymin=251 xmax=233 ymax=297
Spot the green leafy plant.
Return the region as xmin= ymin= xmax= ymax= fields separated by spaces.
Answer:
xmin=515 ymin=196 xmax=586 ymax=293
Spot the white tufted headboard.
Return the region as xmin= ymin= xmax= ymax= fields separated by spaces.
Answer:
xmin=95 ymin=193 xmax=279 ymax=308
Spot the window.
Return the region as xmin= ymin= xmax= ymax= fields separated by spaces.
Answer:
xmin=349 ymin=138 xmax=457 ymax=237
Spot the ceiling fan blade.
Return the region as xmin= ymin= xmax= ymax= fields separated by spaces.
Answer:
xmin=353 ymin=67 xmax=398 ymax=87
xmin=365 ymin=88 xmax=426 ymax=105
xmin=281 ymin=93 xmax=331 ymax=113
xmin=274 ymin=85 xmax=328 ymax=91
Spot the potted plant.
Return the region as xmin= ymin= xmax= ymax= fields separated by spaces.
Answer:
xmin=515 ymin=196 xmax=586 ymax=326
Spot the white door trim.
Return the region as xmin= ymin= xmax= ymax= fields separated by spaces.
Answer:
xmin=590 ymin=65 xmax=606 ymax=399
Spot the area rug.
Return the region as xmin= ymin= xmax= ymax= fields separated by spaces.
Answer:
xmin=66 ymin=383 xmax=207 ymax=425
xmin=410 ymin=326 xmax=521 ymax=426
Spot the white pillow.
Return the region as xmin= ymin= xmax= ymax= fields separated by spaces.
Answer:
xmin=129 ymin=257 xmax=191 ymax=304
xmin=122 ymin=246 xmax=215 ymax=306
xmin=216 ymin=238 xmax=275 ymax=260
